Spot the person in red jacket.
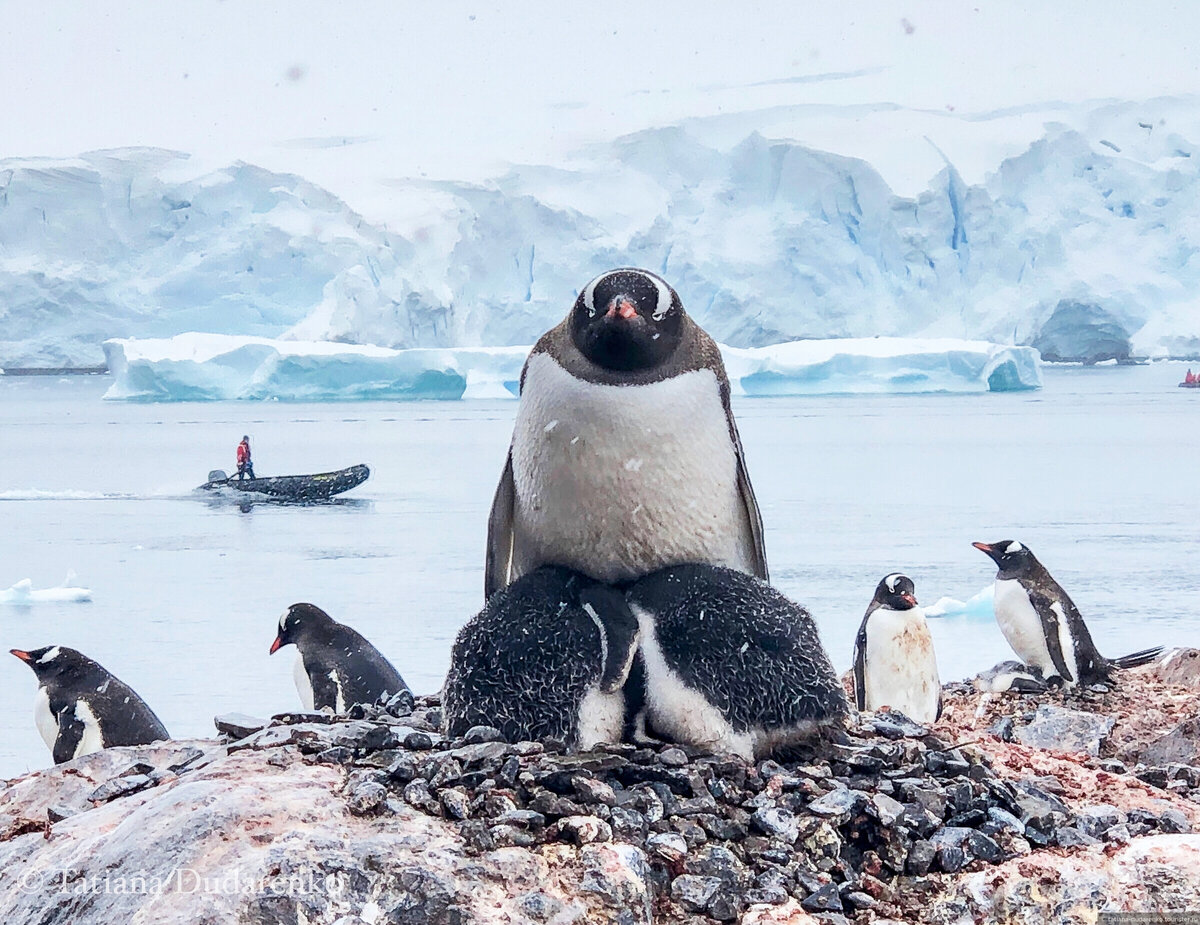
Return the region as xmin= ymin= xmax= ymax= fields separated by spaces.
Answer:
xmin=1186 ymin=369 xmax=1196 ymax=385
xmin=236 ymin=436 xmax=255 ymax=481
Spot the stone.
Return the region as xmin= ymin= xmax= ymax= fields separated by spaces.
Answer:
xmin=439 ymin=788 xmax=471 ymax=821
xmin=906 ymin=839 xmax=936 ymax=876
xmin=1159 ymin=809 xmax=1192 ymax=834
xmin=647 ymin=831 xmax=688 ymax=863
xmin=463 ymin=725 xmax=505 ymax=744
xmin=1074 ymin=803 xmax=1124 ymax=839
xmin=800 ymin=882 xmax=843 ymax=914
xmin=659 ymin=747 xmax=690 ymax=767
xmin=1053 ymin=826 xmax=1100 ymax=848
xmin=750 ymin=807 xmax=800 ymax=843
xmin=1013 ymin=705 xmax=1115 ymax=757
xmin=347 ymin=781 xmax=388 ymax=816
xmin=573 ymin=776 xmax=617 ymax=806
xmin=672 ymin=875 xmax=722 ymax=912
xmin=213 ymin=713 xmax=269 ymax=739
xmin=869 ymin=792 xmax=905 ymax=826
xmin=554 ymin=815 xmax=613 ymax=845
xmin=806 ymin=787 xmax=864 ymax=822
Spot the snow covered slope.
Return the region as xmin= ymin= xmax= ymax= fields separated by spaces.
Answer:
xmin=101 ymin=333 xmax=1040 ymax=401
xmin=4 ymin=97 xmax=1200 ymax=367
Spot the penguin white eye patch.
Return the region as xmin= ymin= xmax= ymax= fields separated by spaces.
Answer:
xmin=1005 ymin=541 xmax=1024 ymax=554
xmin=581 ymin=270 xmax=672 ymax=321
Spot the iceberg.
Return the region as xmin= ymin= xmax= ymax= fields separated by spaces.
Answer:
xmin=0 ymin=576 xmax=92 ymax=605
xmin=102 ymin=333 xmax=1041 ymax=402
xmin=924 ymin=585 xmax=995 ymax=620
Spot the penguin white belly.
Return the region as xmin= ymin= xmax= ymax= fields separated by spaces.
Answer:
xmin=861 ymin=608 xmax=941 ymax=724
xmin=73 ymin=701 xmax=105 ymax=758
xmin=575 ymin=686 xmax=624 ymax=749
xmin=631 ymin=605 xmax=755 ymax=760
xmin=34 ymin=686 xmax=57 ymax=751
xmin=293 ymin=654 xmax=315 ymax=711
xmin=993 ymin=579 xmax=1069 ymax=680
xmin=511 ymin=354 xmax=753 ymax=583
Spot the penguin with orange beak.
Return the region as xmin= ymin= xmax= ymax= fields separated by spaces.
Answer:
xmin=270 ymin=603 xmax=410 ymax=713
xmin=10 ymin=646 xmax=168 ymax=763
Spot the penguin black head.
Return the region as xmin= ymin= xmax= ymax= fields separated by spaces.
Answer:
xmin=568 ymin=268 xmax=685 ymax=372
xmin=10 ymin=646 xmax=101 ymax=688
xmin=872 ymin=573 xmax=918 ymax=610
xmin=270 ymin=602 xmax=335 ymax=654
xmin=973 ymin=540 xmax=1036 ymax=574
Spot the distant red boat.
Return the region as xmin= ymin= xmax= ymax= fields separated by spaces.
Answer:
xmin=1182 ymin=370 xmax=1199 ymax=388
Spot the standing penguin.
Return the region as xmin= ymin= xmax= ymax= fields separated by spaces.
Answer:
xmin=444 ymin=566 xmax=639 ymax=748
xmin=485 ymin=268 xmax=767 ymax=599
xmin=973 ymin=540 xmax=1162 ymax=687
xmin=851 ymin=574 xmax=942 ymax=723
xmin=10 ymin=646 xmax=169 ymax=764
xmin=270 ymin=603 xmax=411 ymax=713
xmin=625 ymin=564 xmax=847 ymax=760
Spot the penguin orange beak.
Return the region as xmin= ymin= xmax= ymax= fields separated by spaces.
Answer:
xmin=10 ymin=649 xmax=32 ymax=663
xmin=605 ymin=297 xmax=638 ymax=321
xmin=901 ymin=593 xmax=918 ymax=607
xmin=269 ymin=636 xmax=283 ymax=655
xmin=972 ymin=542 xmax=993 ymax=554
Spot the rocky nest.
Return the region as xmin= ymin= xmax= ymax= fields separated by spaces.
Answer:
xmin=216 ymin=673 xmax=1199 ymax=924
xmin=3 ymin=659 xmax=1199 ymax=924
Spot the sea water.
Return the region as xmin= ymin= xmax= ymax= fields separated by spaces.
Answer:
xmin=0 ymin=363 xmax=1196 ymax=778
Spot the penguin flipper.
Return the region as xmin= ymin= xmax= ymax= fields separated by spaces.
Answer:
xmin=308 ymin=666 xmax=341 ymax=713
xmin=851 ymin=612 xmax=870 ymax=711
xmin=1028 ymin=589 xmax=1075 ymax=682
xmin=52 ymin=704 xmax=85 ymax=764
xmin=484 ymin=451 xmax=516 ymax=601
xmin=731 ymin=419 xmax=769 ymax=582
xmin=578 ymin=584 xmax=640 ymax=694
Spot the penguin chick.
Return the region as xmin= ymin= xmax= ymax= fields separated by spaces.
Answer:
xmin=444 ymin=566 xmax=639 ymax=748
xmin=625 ymin=564 xmax=847 ymax=760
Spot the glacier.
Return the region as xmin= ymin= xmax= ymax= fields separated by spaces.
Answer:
xmin=101 ymin=332 xmax=1041 ymax=401
xmin=3 ymin=97 xmax=1200 ymax=368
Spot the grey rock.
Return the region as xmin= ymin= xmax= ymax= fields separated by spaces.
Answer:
xmin=87 ymin=774 xmax=155 ymax=803
xmin=462 ymin=725 xmax=504 ymax=744
xmin=1159 ymin=808 xmax=1192 ymax=834
xmin=1053 ymin=826 xmax=1100 ymax=847
xmin=647 ymin=831 xmax=688 ymax=863
xmin=1074 ymin=803 xmax=1125 ymax=839
xmin=800 ymin=882 xmax=843 ymax=913
xmin=658 ymin=747 xmax=689 ymax=767
xmin=870 ymin=792 xmax=905 ymax=826
xmin=906 ymin=839 xmax=936 ymax=876
xmin=439 ymin=788 xmax=471 ymax=820
xmin=554 ymin=815 xmax=612 ymax=845
xmin=750 ymin=807 xmax=799 ymax=843
xmin=807 ymin=787 xmax=865 ymax=821
xmin=347 ymin=781 xmax=387 ymax=816
xmin=671 ymin=875 xmax=722 ymax=913
xmin=1014 ymin=705 xmax=1115 ymax=757
xmin=213 ymin=713 xmax=269 ymax=740
xmin=986 ymin=806 xmax=1026 ymax=834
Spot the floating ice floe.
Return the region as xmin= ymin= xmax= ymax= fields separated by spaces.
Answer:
xmin=102 ymin=333 xmax=1041 ymax=402
xmin=924 ymin=584 xmax=995 ymax=620
xmin=1 ymin=574 xmax=93 ymax=605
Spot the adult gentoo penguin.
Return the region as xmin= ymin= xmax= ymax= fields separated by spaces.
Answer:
xmin=485 ymin=268 xmax=767 ymax=599
xmin=625 ymin=564 xmax=847 ymax=760
xmin=851 ymin=574 xmax=942 ymax=723
xmin=10 ymin=646 xmax=168 ymax=764
xmin=444 ymin=566 xmax=639 ymax=747
xmin=973 ymin=540 xmax=1162 ymax=687
xmin=270 ymin=603 xmax=411 ymax=713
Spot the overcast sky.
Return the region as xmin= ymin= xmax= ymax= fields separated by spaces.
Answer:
xmin=4 ymin=1 xmax=1197 ymax=214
